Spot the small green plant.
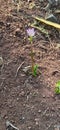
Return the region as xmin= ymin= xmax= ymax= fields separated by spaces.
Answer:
xmin=55 ymin=80 xmax=60 ymax=94
xmin=27 ymin=28 xmax=38 ymax=76
xmin=33 ymin=64 xmax=38 ymax=76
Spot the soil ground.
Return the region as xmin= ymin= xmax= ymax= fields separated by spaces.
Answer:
xmin=0 ymin=0 xmax=60 ymax=130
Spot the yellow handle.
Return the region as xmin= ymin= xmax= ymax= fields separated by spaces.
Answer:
xmin=33 ymin=16 xmax=60 ymax=29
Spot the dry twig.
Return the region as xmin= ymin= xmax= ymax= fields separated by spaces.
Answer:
xmin=15 ymin=61 xmax=24 ymax=77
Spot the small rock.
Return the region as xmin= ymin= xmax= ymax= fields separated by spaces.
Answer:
xmin=28 ymin=0 xmax=32 ymax=2
xmin=20 ymin=91 xmax=25 ymax=96
xmin=35 ymin=118 xmax=39 ymax=125
xmin=38 ymin=109 xmax=41 ymax=113
xmin=28 ymin=126 xmax=32 ymax=129
xmin=35 ymin=118 xmax=39 ymax=121
xmin=20 ymin=116 xmax=25 ymax=123
xmin=17 ymin=98 xmax=19 ymax=101
xmin=45 ymin=113 xmax=50 ymax=117
xmin=36 ymin=121 xmax=39 ymax=125
xmin=58 ymin=106 xmax=60 ymax=110
xmin=17 ymin=86 xmax=20 ymax=89
xmin=27 ymin=95 xmax=29 ymax=100
xmin=5 ymin=116 xmax=8 ymax=119
xmin=6 ymin=22 xmax=11 ymax=28
xmin=9 ymin=105 xmax=12 ymax=108
xmin=42 ymin=94 xmax=46 ymax=98
xmin=51 ymin=107 xmax=55 ymax=112
xmin=0 ymin=57 xmax=3 ymax=67
xmin=23 ymin=66 xmax=31 ymax=73
xmin=22 ymin=117 xmax=25 ymax=120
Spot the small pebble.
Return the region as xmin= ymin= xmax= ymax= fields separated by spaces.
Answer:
xmin=38 ymin=109 xmax=41 ymax=113
xmin=19 ymin=91 xmax=25 ymax=96
xmin=28 ymin=126 xmax=32 ymax=129
xmin=0 ymin=57 xmax=3 ymax=67
xmin=35 ymin=118 xmax=39 ymax=125
xmin=36 ymin=121 xmax=39 ymax=125
xmin=42 ymin=94 xmax=46 ymax=98
xmin=17 ymin=98 xmax=19 ymax=101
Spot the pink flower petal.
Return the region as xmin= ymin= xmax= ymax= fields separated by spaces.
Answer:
xmin=27 ymin=28 xmax=35 ymax=37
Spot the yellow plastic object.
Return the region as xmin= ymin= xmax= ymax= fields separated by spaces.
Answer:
xmin=33 ymin=16 xmax=60 ymax=29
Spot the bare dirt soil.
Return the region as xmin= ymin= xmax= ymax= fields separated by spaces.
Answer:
xmin=0 ymin=0 xmax=60 ymax=130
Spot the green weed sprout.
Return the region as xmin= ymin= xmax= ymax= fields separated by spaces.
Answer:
xmin=33 ymin=64 xmax=38 ymax=76
xmin=55 ymin=80 xmax=60 ymax=94
xmin=27 ymin=28 xmax=38 ymax=76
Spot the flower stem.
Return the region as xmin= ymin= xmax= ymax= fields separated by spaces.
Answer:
xmin=30 ymin=41 xmax=34 ymax=75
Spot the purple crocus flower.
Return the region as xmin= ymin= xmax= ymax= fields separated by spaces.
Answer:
xmin=27 ymin=28 xmax=35 ymax=37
